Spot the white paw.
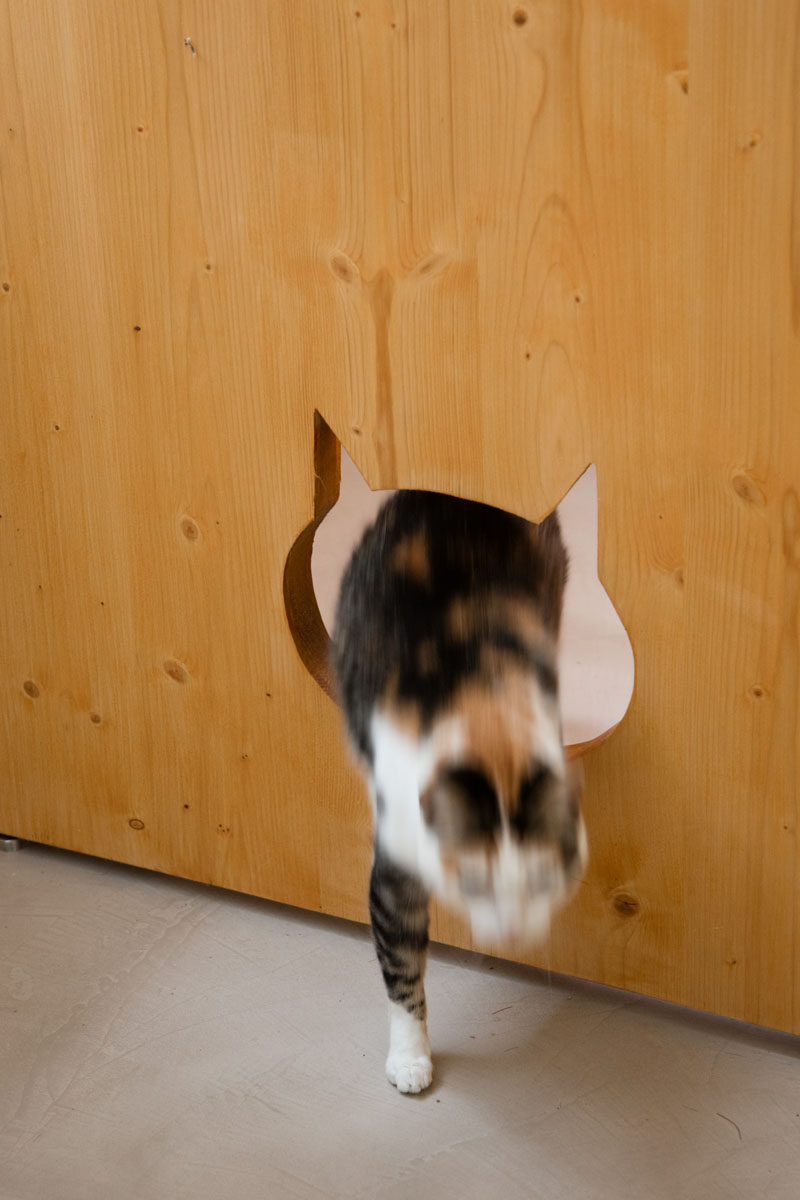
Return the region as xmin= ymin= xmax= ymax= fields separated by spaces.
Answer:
xmin=386 ymin=1052 xmax=434 ymax=1094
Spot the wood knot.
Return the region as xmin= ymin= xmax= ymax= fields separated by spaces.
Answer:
xmin=128 ymin=818 xmax=145 ymax=831
xmin=22 ymin=680 xmax=40 ymax=699
xmin=732 ymin=471 xmax=766 ymax=507
xmin=611 ymin=891 xmax=640 ymax=917
xmin=180 ymin=517 xmax=200 ymax=542
xmin=512 ymin=8 xmax=528 ymax=25
xmin=413 ymin=253 xmax=448 ymax=279
xmin=330 ymin=253 xmax=359 ymax=284
xmin=163 ymin=659 xmax=189 ymax=684
xmin=671 ymin=67 xmax=689 ymax=95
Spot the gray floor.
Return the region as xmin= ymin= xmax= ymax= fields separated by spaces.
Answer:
xmin=1 ymin=845 xmax=799 ymax=1200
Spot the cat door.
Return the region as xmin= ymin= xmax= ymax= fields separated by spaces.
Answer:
xmin=285 ymin=415 xmax=634 ymax=755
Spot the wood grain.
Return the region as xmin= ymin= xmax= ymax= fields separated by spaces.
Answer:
xmin=1 ymin=0 xmax=799 ymax=1033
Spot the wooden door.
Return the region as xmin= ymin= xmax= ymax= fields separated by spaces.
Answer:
xmin=2 ymin=0 xmax=799 ymax=1034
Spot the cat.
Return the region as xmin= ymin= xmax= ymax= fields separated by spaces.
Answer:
xmin=332 ymin=489 xmax=587 ymax=1094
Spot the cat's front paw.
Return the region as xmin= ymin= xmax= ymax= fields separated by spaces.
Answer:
xmin=386 ymin=1052 xmax=434 ymax=1094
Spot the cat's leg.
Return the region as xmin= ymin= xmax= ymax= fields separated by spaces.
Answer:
xmin=368 ymin=847 xmax=432 ymax=1094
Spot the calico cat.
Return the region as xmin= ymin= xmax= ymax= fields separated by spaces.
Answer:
xmin=332 ymin=490 xmax=587 ymax=1094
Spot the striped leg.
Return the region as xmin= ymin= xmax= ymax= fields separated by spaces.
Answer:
xmin=368 ymin=848 xmax=432 ymax=1094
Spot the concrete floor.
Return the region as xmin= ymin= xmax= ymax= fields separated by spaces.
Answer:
xmin=2 ymin=844 xmax=799 ymax=1200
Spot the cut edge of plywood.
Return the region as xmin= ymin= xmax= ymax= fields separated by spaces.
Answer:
xmin=283 ymin=413 xmax=341 ymax=700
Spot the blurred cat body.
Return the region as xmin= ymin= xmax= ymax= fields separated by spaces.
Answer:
xmin=333 ymin=490 xmax=587 ymax=1093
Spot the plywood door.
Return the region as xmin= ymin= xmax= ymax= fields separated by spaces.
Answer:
xmin=1 ymin=1 xmax=798 ymax=1034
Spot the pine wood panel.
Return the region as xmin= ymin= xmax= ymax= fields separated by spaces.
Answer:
xmin=1 ymin=0 xmax=798 ymax=1033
